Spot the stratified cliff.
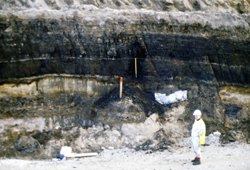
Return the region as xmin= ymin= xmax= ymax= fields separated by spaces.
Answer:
xmin=0 ymin=1 xmax=250 ymax=85
xmin=0 ymin=0 xmax=249 ymax=158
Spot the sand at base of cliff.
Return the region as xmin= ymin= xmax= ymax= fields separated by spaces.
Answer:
xmin=0 ymin=141 xmax=250 ymax=170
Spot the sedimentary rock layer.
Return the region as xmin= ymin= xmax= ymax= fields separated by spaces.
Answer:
xmin=0 ymin=9 xmax=249 ymax=86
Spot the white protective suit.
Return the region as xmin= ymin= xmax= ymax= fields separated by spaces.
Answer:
xmin=191 ymin=118 xmax=206 ymax=158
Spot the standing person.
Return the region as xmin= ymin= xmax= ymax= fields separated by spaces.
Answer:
xmin=191 ymin=109 xmax=206 ymax=165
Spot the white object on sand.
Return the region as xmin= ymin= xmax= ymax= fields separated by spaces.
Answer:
xmin=60 ymin=146 xmax=98 ymax=158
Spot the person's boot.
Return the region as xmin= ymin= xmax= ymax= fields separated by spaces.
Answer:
xmin=192 ymin=157 xmax=201 ymax=165
xmin=191 ymin=157 xmax=198 ymax=162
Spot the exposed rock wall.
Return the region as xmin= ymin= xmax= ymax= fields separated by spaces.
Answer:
xmin=0 ymin=75 xmax=115 ymax=97
xmin=0 ymin=10 xmax=249 ymax=85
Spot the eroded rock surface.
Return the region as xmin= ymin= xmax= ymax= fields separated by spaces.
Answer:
xmin=0 ymin=0 xmax=249 ymax=158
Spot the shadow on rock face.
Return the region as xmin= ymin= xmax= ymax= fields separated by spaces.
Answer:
xmin=91 ymin=86 xmax=164 ymax=125
xmin=15 ymin=136 xmax=40 ymax=155
xmin=135 ymin=128 xmax=174 ymax=152
xmin=224 ymin=103 xmax=242 ymax=118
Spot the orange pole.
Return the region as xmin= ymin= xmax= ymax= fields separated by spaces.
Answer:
xmin=119 ymin=76 xmax=123 ymax=98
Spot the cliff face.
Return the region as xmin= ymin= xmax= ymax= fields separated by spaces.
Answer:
xmin=0 ymin=8 xmax=250 ymax=85
xmin=0 ymin=0 xmax=249 ymax=158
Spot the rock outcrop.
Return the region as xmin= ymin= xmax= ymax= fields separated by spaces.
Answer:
xmin=0 ymin=0 xmax=249 ymax=158
xmin=0 ymin=8 xmax=250 ymax=84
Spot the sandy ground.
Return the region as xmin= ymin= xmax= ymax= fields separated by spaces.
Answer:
xmin=0 ymin=142 xmax=249 ymax=170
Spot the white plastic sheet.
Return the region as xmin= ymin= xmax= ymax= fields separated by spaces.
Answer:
xmin=154 ymin=90 xmax=187 ymax=105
